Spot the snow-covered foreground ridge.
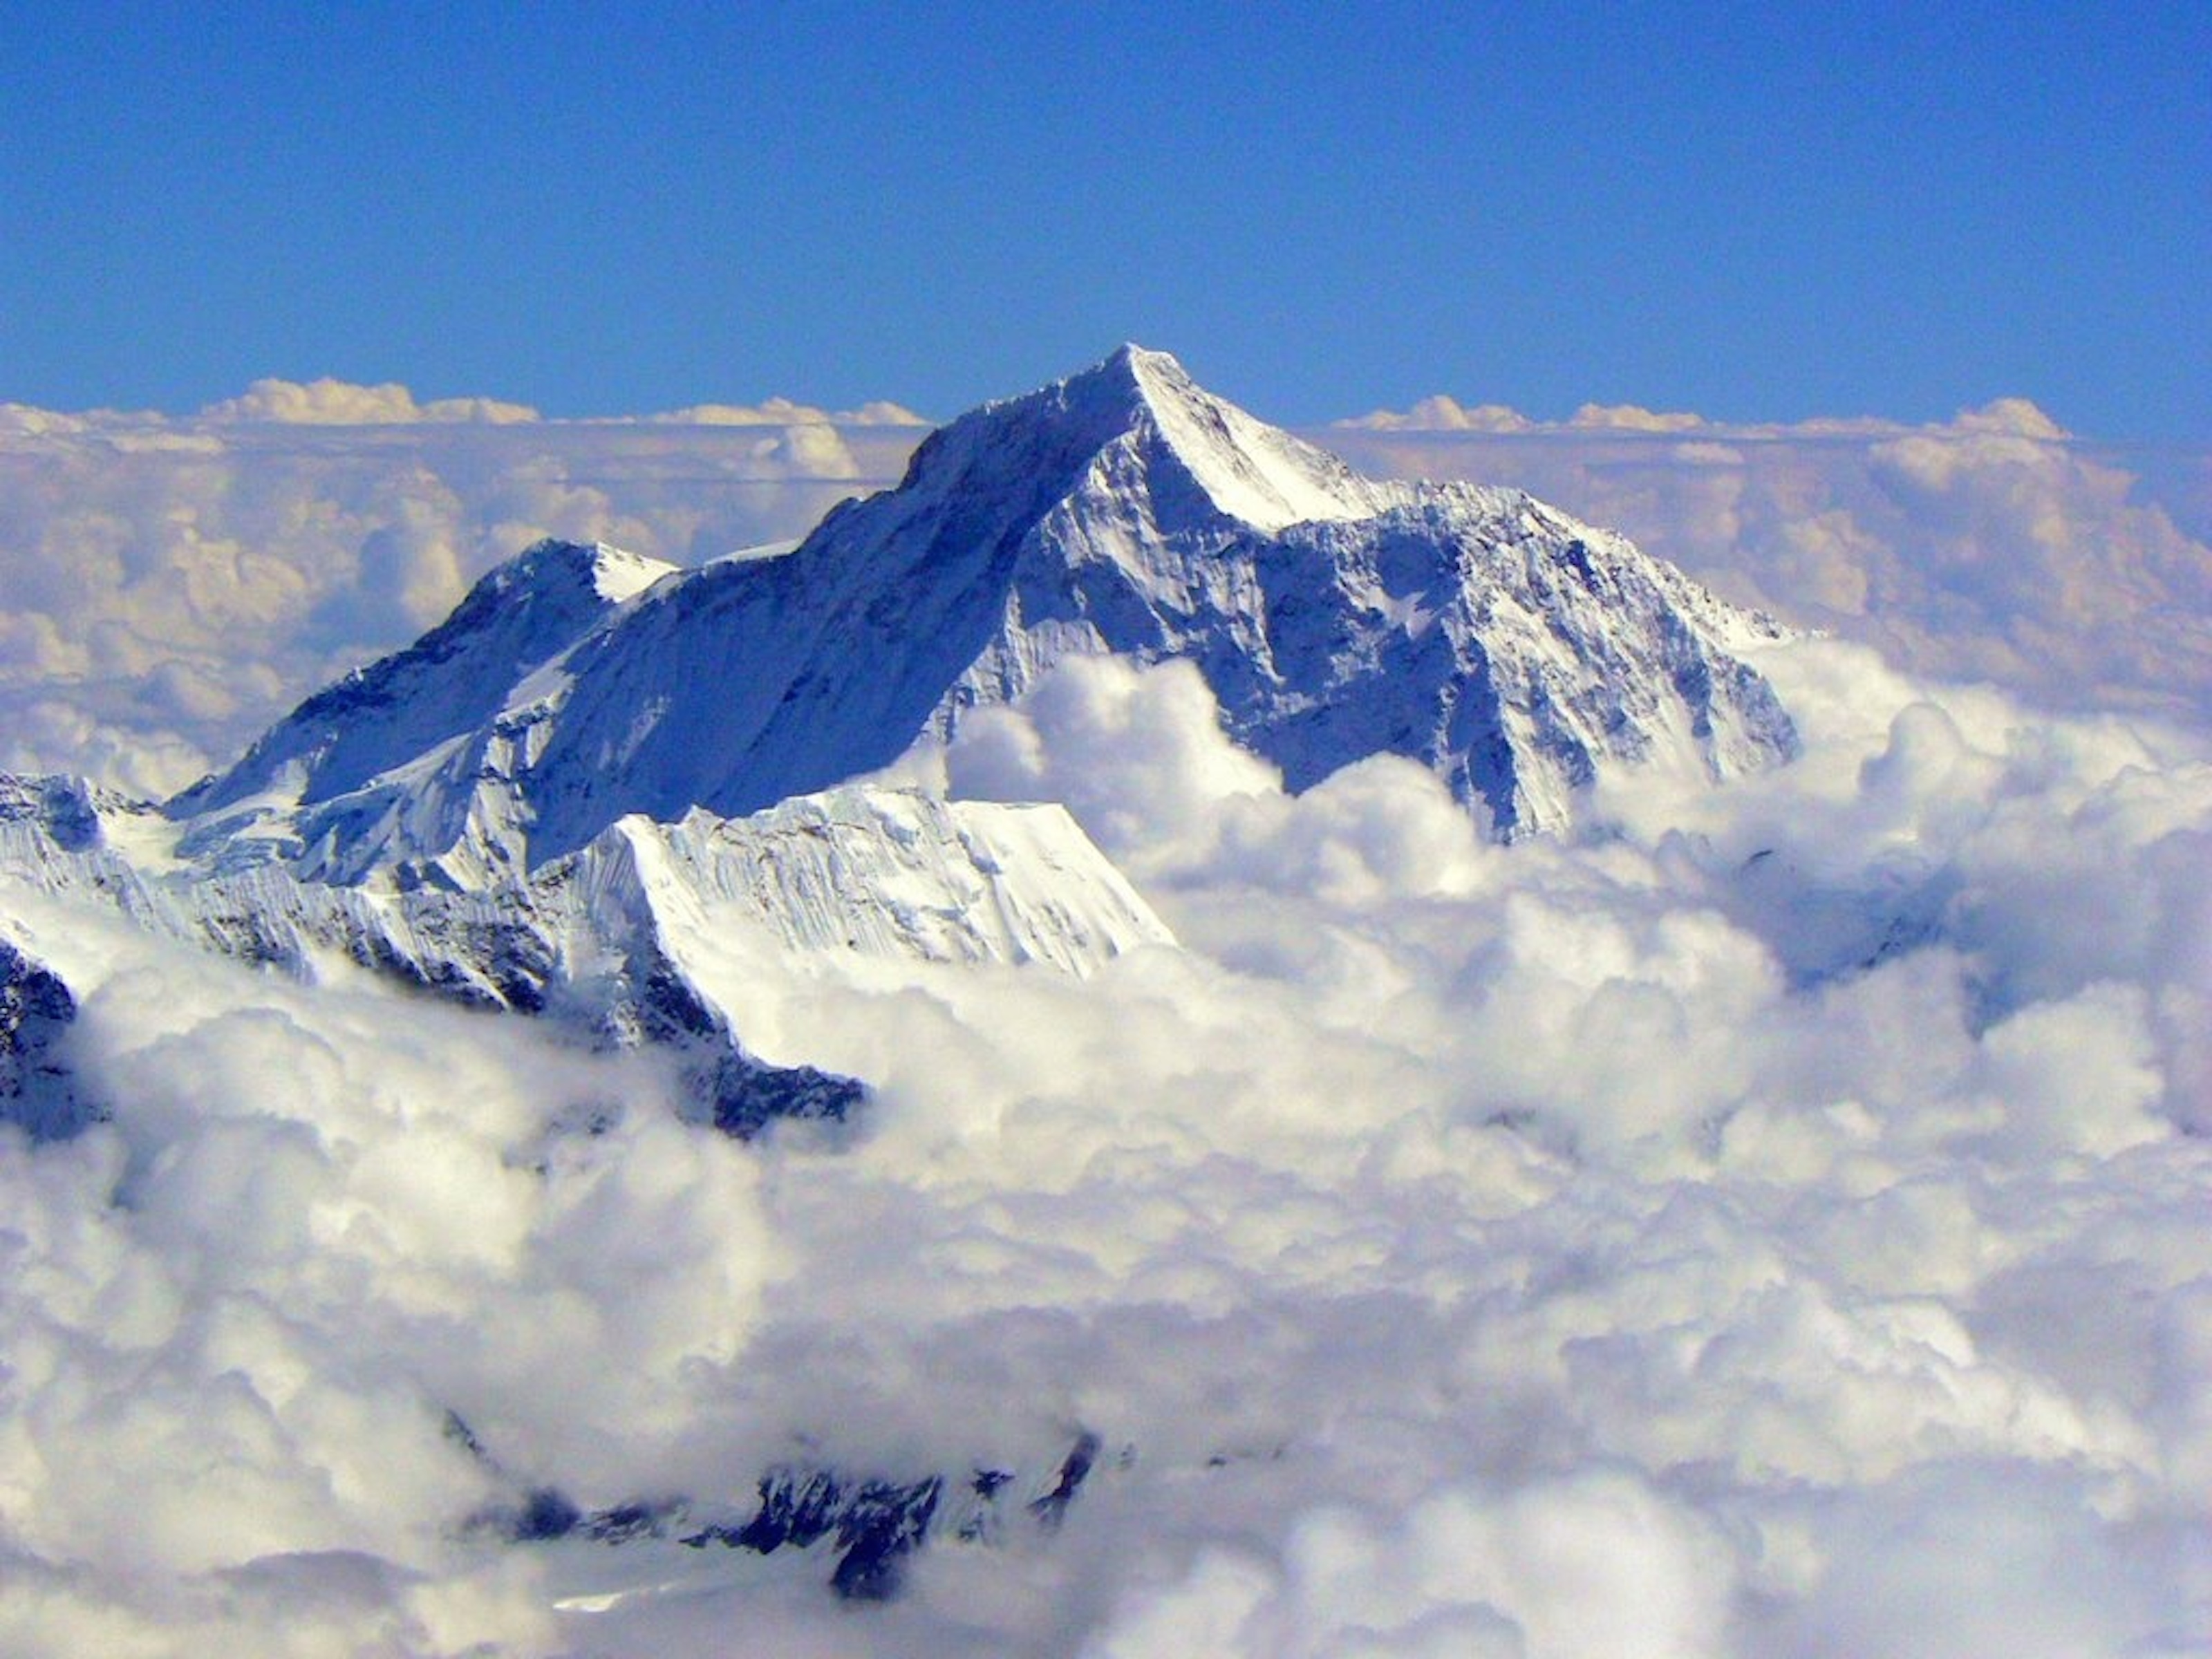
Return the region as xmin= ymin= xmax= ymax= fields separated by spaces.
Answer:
xmin=170 ymin=344 xmax=1798 ymax=888
xmin=0 ymin=769 xmax=1170 ymax=1139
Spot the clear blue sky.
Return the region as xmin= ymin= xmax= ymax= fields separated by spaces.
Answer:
xmin=4 ymin=1 xmax=2206 ymax=438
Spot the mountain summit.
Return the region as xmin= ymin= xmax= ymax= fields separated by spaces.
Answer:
xmin=174 ymin=347 xmax=1798 ymax=884
xmin=907 ymin=342 xmax=1400 ymax=534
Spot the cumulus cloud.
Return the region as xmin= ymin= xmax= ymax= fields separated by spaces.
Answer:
xmin=203 ymin=378 xmax=543 ymax=425
xmin=1336 ymin=394 xmax=1533 ymax=433
xmin=4 ymin=631 xmax=2211 ymax=1653
xmin=0 ymin=889 xmax=788 ymax=1655
xmin=644 ymin=396 xmax=928 ymax=427
xmin=946 ymin=657 xmax=1281 ymax=877
xmin=1566 ymin=402 xmax=1710 ymax=433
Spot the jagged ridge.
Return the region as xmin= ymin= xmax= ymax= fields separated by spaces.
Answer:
xmin=1 ymin=774 xmax=1173 ymax=1140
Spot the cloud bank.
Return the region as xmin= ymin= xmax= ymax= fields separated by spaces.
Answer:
xmin=3 ymin=631 xmax=2208 ymax=1653
xmin=199 ymin=379 xmax=545 ymax=426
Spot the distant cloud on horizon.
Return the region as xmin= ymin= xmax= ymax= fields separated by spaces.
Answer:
xmin=640 ymin=397 xmax=930 ymax=429
xmin=200 ymin=377 xmax=545 ymax=426
xmin=5 ymin=377 xmax=934 ymax=433
xmin=3 ymin=374 xmax=2137 ymax=445
xmin=1336 ymin=391 xmax=2072 ymax=443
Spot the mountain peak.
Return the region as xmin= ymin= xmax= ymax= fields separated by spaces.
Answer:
xmin=1030 ymin=342 xmax=1199 ymax=444
xmin=920 ymin=344 xmax=1390 ymax=536
xmin=1087 ymin=341 xmax=1192 ymax=402
xmin=174 ymin=536 xmax=677 ymax=824
xmin=476 ymin=538 xmax=677 ymax=608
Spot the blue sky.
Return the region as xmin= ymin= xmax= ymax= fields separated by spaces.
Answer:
xmin=4 ymin=1 xmax=2206 ymax=437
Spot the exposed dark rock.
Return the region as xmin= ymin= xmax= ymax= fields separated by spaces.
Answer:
xmin=702 ymin=1052 xmax=868 ymax=1140
xmin=0 ymin=775 xmax=106 ymax=853
xmin=670 ymin=1434 xmax=1103 ymax=1597
xmin=1027 ymin=1431 xmax=1101 ymax=1530
xmin=828 ymin=1477 xmax=941 ymax=1601
xmin=0 ymin=935 xmax=97 ymax=1140
xmin=512 ymin=1488 xmax=583 ymax=1541
xmin=585 ymin=1500 xmax=682 ymax=1544
xmin=955 ymin=1469 xmax=1015 ymax=1543
xmin=700 ymin=1469 xmax=847 ymax=1554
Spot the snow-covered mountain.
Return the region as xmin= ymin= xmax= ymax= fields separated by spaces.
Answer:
xmin=35 ymin=349 xmax=2192 ymax=1642
xmin=2 ymin=344 xmax=1805 ymax=1160
xmin=169 ymin=346 xmax=1798 ymax=888
xmin=2 ymin=345 xmax=1806 ymax=1148
xmin=1 ymin=771 xmax=1169 ymax=1133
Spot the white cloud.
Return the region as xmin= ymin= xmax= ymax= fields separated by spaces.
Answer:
xmin=1335 ymin=394 xmax=1533 ymax=433
xmin=645 ymin=396 xmax=928 ymax=427
xmin=946 ymin=656 xmax=1281 ymax=878
xmin=2 ymin=386 xmax=2210 ymax=1653
xmin=5 ymin=639 xmax=2211 ymax=1652
xmin=1567 ymin=402 xmax=1710 ymax=433
xmin=202 ymin=378 xmax=543 ymax=425
xmin=0 ymin=889 xmax=795 ymax=1653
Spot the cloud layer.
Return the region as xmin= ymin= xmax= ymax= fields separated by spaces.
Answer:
xmin=4 ymin=630 xmax=2209 ymax=1654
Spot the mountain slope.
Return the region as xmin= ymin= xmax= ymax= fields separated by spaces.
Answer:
xmin=172 ymin=346 xmax=1798 ymax=883
xmin=169 ymin=539 xmax=679 ymax=884
xmin=178 ymin=537 xmax=676 ymax=821
xmin=3 ymin=771 xmax=1172 ymax=1136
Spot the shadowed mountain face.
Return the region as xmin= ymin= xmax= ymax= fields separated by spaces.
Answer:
xmin=0 ymin=934 xmax=92 ymax=1141
xmin=175 ymin=346 xmax=1797 ymax=886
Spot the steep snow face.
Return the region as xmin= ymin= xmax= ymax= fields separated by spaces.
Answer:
xmin=167 ymin=347 xmax=1797 ymax=878
xmin=1118 ymin=344 xmax=1401 ymax=532
xmin=582 ymin=791 xmax=1171 ymax=977
xmin=2 ymin=773 xmax=1170 ymax=1099
xmin=1215 ymin=491 xmax=1798 ymax=833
